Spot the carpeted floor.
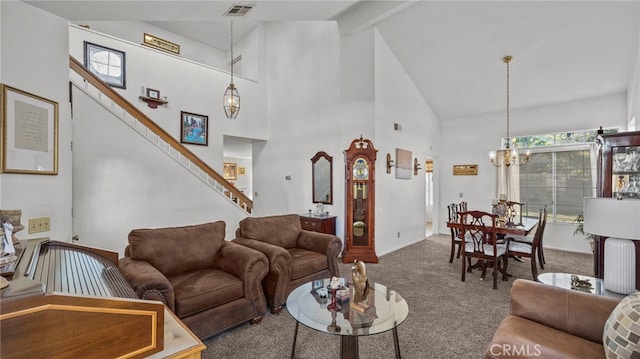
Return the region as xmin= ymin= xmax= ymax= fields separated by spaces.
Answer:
xmin=201 ymin=234 xmax=594 ymax=358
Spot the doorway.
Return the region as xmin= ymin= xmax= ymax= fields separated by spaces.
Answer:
xmin=425 ymin=158 xmax=434 ymax=237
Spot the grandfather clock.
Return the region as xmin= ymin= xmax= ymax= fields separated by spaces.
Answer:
xmin=343 ymin=136 xmax=378 ymax=263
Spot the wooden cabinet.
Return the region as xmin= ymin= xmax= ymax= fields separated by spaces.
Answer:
xmin=595 ymin=130 xmax=640 ymax=288
xmin=300 ymin=215 xmax=336 ymax=235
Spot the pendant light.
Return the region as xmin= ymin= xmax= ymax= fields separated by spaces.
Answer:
xmin=223 ymin=21 xmax=240 ymax=119
xmin=489 ymin=56 xmax=530 ymax=167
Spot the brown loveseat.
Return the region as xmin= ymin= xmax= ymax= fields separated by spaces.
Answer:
xmin=485 ymin=279 xmax=620 ymax=358
xmin=233 ymin=214 xmax=342 ymax=313
xmin=118 ymin=221 xmax=269 ymax=339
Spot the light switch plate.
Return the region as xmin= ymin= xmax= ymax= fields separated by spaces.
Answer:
xmin=29 ymin=217 xmax=50 ymax=234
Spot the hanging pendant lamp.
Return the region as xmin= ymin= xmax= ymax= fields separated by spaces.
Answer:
xmin=223 ymin=21 xmax=240 ymax=119
xmin=489 ymin=56 xmax=530 ymax=167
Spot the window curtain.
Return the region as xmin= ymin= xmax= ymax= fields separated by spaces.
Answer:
xmin=589 ymin=142 xmax=598 ymax=197
xmin=496 ymin=165 xmax=520 ymax=202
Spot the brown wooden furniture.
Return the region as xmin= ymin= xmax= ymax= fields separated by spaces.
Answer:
xmin=506 ymin=208 xmax=546 ymax=281
xmin=343 ymin=136 xmax=378 ymax=263
xmin=509 ymin=205 xmax=548 ymax=269
xmin=311 ymin=151 xmax=333 ymax=204
xmin=447 ymin=201 xmax=468 ymax=263
xmin=595 ymin=130 xmax=640 ymax=288
xmin=300 ymin=214 xmax=336 ymax=235
xmin=459 ymin=211 xmax=510 ymax=289
xmin=447 ymin=215 xmax=538 ymax=237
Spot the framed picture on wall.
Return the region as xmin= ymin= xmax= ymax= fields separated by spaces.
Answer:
xmin=0 ymin=84 xmax=59 ymax=175
xmin=180 ymin=111 xmax=208 ymax=146
xmin=395 ymin=148 xmax=412 ymax=179
xmin=83 ymin=41 xmax=126 ymax=89
xmin=223 ymin=163 xmax=237 ymax=180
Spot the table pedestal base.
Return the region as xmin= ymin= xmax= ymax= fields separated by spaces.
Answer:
xmin=291 ymin=322 xmax=402 ymax=359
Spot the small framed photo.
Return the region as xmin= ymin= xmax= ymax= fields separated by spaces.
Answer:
xmin=239 ymin=167 xmax=246 ymax=175
xmin=1 ymin=84 xmax=58 ymax=174
xmin=180 ymin=111 xmax=208 ymax=146
xmin=146 ymin=88 xmax=160 ymax=100
xmin=83 ymin=41 xmax=126 ymax=89
xmin=223 ymin=162 xmax=237 ymax=180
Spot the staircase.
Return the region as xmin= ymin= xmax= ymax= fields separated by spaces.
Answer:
xmin=68 ymin=56 xmax=253 ymax=214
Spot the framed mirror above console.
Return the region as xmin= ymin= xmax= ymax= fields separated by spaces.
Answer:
xmin=311 ymin=151 xmax=333 ymax=205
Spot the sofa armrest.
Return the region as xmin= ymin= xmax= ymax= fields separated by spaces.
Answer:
xmin=118 ymin=257 xmax=175 ymax=311
xmin=297 ymin=230 xmax=342 ymax=276
xmin=216 ymin=242 xmax=269 ymax=315
xmin=233 ymin=237 xmax=292 ymax=270
xmin=510 ymin=279 xmax=620 ymax=344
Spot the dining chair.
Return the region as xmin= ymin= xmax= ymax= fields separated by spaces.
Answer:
xmin=509 ymin=205 xmax=547 ymax=269
xmin=448 ymin=201 xmax=468 ymax=263
xmin=506 ymin=208 xmax=546 ymax=280
xmin=504 ymin=201 xmax=524 ymax=226
xmin=459 ymin=210 xmax=509 ymax=290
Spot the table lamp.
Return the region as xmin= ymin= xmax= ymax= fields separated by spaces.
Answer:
xmin=584 ymin=197 xmax=640 ymax=294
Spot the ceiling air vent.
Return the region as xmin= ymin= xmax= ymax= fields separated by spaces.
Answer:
xmin=224 ymin=4 xmax=254 ymax=16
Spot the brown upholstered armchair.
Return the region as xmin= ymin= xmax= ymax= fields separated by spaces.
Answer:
xmin=233 ymin=214 xmax=342 ymax=314
xmin=118 ymin=221 xmax=269 ymax=339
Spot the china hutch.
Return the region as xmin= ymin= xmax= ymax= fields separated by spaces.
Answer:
xmin=595 ymin=130 xmax=640 ymax=288
xmin=343 ymin=136 xmax=378 ymax=263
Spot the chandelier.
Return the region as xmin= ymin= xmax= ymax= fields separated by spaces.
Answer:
xmin=223 ymin=21 xmax=240 ymax=119
xmin=489 ymin=56 xmax=530 ymax=167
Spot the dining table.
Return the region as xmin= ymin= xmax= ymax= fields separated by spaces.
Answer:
xmin=446 ymin=215 xmax=539 ymax=237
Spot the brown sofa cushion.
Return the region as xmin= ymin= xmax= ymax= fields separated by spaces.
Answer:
xmin=128 ymin=221 xmax=226 ymax=277
xmin=289 ymin=248 xmax=327 ymax=280
xmin=510 ymin=279 xmax=619 ymax=344
xmin=170 ymin=268 xmax=244 ymax=318
xmin=238 ymin=214 xmax=301 ymax=249
xmin=486 ymin=315 xmax=606 ymax=359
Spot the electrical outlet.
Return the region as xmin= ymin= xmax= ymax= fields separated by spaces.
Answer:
xmin=29 ymin=217 xmax=50 ymax=234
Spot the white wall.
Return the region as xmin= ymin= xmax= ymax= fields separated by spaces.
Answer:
xmin=373 ymin=28 xmax=441 ymax=255
xmin=0 ymin=2 xmax=73 ymax=243
xmin=252 ymin=21 xmax=344 ymax=227
xmin=439 ymin=92 xmax=628 ymax=253
xmin=75 ymin=21 xmax=229 ymax=71
xmin=71 ymin=86 xmax=249 ymax=254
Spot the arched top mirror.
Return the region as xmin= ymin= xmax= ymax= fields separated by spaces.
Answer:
xmin=311 ymin=151 xmax=333 ymax=205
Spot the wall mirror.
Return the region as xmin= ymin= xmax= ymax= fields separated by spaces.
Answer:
xmin=311 ymin=151 xmax=333 ymax=205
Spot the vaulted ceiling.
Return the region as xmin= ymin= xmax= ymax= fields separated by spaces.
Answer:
xmin=24 ymin=0 xmax=640 ymax=121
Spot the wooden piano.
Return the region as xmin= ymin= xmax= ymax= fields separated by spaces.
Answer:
xmin=0 ymin=238 xmax=205 ymax=359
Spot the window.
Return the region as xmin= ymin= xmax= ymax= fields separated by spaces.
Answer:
xmin=83 ymin=41 xmax=126 ymax=89
xmin=514 ymin=128 xmax=617 ymax=223
xmin=519 ymin=149 xmax=593 ymax=222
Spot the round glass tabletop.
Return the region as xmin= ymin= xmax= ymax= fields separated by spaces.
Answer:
xmin=286 ymin=278 xmax=409 ymax=337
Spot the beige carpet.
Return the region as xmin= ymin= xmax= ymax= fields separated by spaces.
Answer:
xmin=202 ymin=234 xmax=594 ymax=358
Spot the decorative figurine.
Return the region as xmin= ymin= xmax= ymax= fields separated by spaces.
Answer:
xmin=352 ymin=260 xmax=370 ymax=303
xmin=570 ymin=274 xmax=593 ymax=292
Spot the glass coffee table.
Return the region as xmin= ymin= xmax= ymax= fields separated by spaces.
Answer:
xmin=537 ymin=272 xmax=627 ymax=299
xmin=287 ymin=278 xmax=409 ymax=359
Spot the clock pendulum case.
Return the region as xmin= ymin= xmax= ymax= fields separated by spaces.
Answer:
xmin=343 ymin=136 xmax=378 ymax=263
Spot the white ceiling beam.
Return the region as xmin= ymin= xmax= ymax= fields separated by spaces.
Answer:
xmin=338 ymin=0 xmax=417 ymax=36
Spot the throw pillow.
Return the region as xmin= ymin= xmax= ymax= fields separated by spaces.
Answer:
xmin=603 ymin=291 xmax=640 ymax=358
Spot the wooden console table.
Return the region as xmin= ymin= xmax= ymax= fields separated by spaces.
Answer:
xmin=300 ymin=214 xmax=336 ymax=235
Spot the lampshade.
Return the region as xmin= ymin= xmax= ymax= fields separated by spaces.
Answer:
xmin=584 ymin=197 xmax=640 ymax=294
xmin=583 ymin=198 xmax=640 ymax=239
